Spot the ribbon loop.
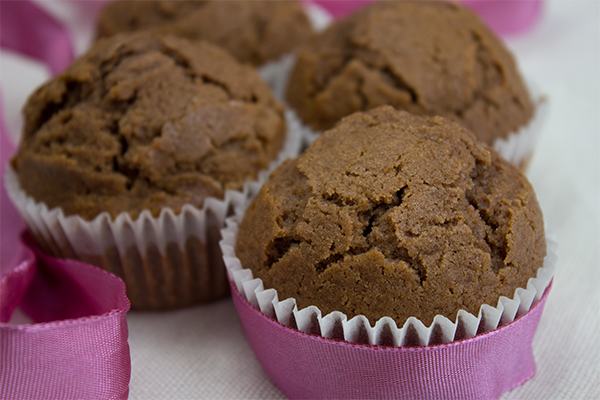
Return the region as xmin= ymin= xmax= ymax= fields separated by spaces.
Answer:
xmin=1 ymin=234 xmax=131 ymax=400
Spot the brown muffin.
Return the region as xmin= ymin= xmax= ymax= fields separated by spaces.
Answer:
xmin=97 ymin=0 xmax=313 ymax=66
xmin=236 ymin=106 xmax=545 ymax=327
xmin=7 ymin=32 xmax=289 ymax=310
xmin=12 ymin=32 xmax=285 ymax=221
xmin=286 ymin=1 xmax=534 ymax=145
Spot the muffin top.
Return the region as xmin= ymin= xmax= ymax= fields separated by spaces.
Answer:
xmin=97 ymin=0 xmax=313 ymax=66
xmin=13 ymin=33 xmax=285 ymax=220
xmin=236 ymin=106 xmax=545 ymax=327
xmin=286 ymin=1 xmax=533 ymax=145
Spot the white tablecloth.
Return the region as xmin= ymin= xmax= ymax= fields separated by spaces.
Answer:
xmin=1 ymin=1 xmax=598 ymax=398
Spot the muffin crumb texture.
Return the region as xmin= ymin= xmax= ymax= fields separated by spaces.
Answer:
xmin=286 ymin=1 xmax=533 ymax=144
xmin=236 ymin=106 xmax=545 ymax=326
xmin=97 ymin=0 xmax=313 ymax=66
xmin=13 ymin=33 xmax=285 ymax=220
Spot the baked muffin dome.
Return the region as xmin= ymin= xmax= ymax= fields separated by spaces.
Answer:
xmin=236 ymin=106 xmax=545 ymax=326
xmin=97 ymin=0 xmax=313 ymax=66
xmin=286 ymin=1 xmax=534 ymax=145
xmin=12 ymin=32 xmax=285 ymax=220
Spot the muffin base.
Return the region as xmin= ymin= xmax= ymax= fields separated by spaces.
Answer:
xmin=5 ymin=168 xmax=246 ymax=310
xmin=77 ymin=215 xmax=227 ymax=310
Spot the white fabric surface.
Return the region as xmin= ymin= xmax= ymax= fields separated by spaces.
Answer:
xmin=1 ymin=1 xmax=598 ymax=398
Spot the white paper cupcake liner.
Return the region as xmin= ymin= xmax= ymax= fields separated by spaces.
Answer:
xmin=258 ymin=54 xmax=296 ymax=102
xmin=258 ymin=2 xmax=333 ymax=102
xmin=220 ymin=206 xmax=557 ymax=346
xmin=5 ymin=111 xmax=303 ymax=309
xmin=492 ymin=79 xmax=548 ymax=168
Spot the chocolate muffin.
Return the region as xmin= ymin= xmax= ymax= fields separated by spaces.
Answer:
xmin=286 ymin=1 xmax=534 ymax=146
xmin=12 ymin=33 xmax=285 ymax=220
xmin=97 ymin=0 xmax=313 ymax=66
xmin=9 ymin=32 xmax=287 ymax=309
xmin=235 ymin=106 xmax=546 ymax=327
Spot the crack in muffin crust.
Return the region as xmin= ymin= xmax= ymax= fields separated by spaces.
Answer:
xmin=236 ymin=106 xmax=545 ymax=327
xmin=13 ymin=33 xmax=285 ymax=220
xmin=286 ymin=1 xmax=533 ymax=145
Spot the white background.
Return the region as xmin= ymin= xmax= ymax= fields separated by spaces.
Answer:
xmin=1 ymin=0 xmax=598 ymax=398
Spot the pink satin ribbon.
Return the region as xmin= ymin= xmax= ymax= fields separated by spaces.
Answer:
xmin=309 ymin=0 xmax=543 ymax=35
xmin=1 ymin=234 xmax=131 ymax=399
xmin=232 ymin=281 xmax=551 ymax=400
xmin=0 ymin=0 xmax=74 ymax=76
xmin=1 ymin=1 xmax=130 ymax=399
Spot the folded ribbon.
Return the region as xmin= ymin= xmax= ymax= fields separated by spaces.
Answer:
xmin=1 ymin=2 xmax=130 ymax=399
xmin=0 ymin=0 xmax=74 ymax=76
xmin=0 ymin=233 xmax=131 ymax=400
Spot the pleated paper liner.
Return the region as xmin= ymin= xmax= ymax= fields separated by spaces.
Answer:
xmin=4 ymin=110 xmax=303 ymax=310
xmin=493 ymin=80 xmax=548 ymax=170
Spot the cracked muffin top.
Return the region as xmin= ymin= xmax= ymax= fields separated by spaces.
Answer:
xmin=12 ymin=33 xmax=285 ymax=220
xmin=97 ymin=0 xmax=313 ymax=66
xmin=286 ymin=1 xmax=533 ymax=145
xmin=236 ymin=106 xmax=545 ymax=327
